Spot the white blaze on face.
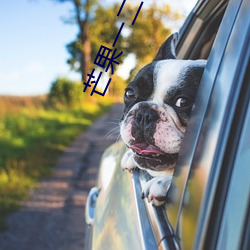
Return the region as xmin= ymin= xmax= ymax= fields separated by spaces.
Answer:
xmin=152 ymin=59 xmax=206 ymax=104
xmin=152 ymin=59 xmax=186 ymax=104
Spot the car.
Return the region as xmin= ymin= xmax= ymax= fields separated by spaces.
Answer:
xmin=85 ymin=0 xmax=250 ymax=249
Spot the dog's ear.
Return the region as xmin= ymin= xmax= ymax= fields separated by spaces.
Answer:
xmin=153 ymin=32 xmax=179 ymax=61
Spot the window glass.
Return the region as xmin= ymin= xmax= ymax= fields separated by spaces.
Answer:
xmin=216 ymin=94 xmax=250 ymax=249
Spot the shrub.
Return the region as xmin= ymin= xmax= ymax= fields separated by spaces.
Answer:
xmin=48 ymin=77 xmax=84 ymax=108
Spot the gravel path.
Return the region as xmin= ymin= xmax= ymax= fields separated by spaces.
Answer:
xmin=0 ymin=103 xmax=123 ymax=250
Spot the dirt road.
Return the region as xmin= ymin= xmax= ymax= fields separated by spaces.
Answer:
xmin=0 ymin=103 xmax=123 ymax=250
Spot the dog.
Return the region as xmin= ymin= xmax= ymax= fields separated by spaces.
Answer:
xmin=120 ymin=33 xmax=206 ymax=206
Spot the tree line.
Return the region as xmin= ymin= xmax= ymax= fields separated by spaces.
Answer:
xmin=49 ymin=0 xmax=177 ymax=101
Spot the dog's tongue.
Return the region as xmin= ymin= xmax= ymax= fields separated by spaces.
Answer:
xmin=130 ymin=143 xmax=163 ymax=155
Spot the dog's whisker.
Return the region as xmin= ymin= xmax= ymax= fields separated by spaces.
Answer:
xmin=105 ymin=132 xmax=119 ymax=140
xmin=105 ymin=127 xmax=120 ymax=140
xmin=105 ymin=126 xmax=119 ymax=135
xmin=107 ymin=121 xmax=120 ymax=126
xmin=106 ymin=118 xmax=121 ymax=125
xmin=115 ymin=134 xmax=122 ymax=143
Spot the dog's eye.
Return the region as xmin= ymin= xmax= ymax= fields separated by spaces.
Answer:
xmin=175 ymin=97 xmax=192 ymax=108
xmin=125 ymin=89 xmax=136 ymax=100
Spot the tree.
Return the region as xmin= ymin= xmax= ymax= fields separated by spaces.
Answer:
xmin=65 ymin=3 xmax=173 ymax=82
xmin=66 ymin=3 xmax=126 ymax=72
xmin=66 ymin=3 xmax=127 ymax=97
xmin=55 ymin=1 xmax=177 ymax=99
xmin=125 ymin=4 xmax=172 ymax=81
xmin=54 ymin=0 xmax=98 ymax=85
xmin=109 ymin=73 xmax=126 ymax=100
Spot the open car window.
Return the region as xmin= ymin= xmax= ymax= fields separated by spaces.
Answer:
xmin=135 ymin=0 xmax=231 ymax=247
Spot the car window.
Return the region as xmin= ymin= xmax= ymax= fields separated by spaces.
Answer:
xmin=134 ymin=1 xmax=231 ymax=248
xmin=177 ymin=0 xmax=228 ymax=60
xmin=165 ymin=0 xmax=249 ymax=248
xmin=166 ymin=0 xmax=231 ymax=232
xmin=216 ymin=79 xmax=250 ymax=250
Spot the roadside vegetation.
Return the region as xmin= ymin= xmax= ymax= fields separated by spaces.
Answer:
xmin=0 ymin=0 xmax=181 ymax=231
xmin=0 ymin=78 xmax=115 ymax=230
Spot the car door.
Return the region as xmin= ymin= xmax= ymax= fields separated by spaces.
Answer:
xmin=85 ymin=0 xmax=250 ymax=249
xmin=166 ymin=0 xmax=250 ymax=248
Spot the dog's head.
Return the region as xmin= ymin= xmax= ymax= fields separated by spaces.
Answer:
xmin=120 ymin=33 xmax=206 ymax=174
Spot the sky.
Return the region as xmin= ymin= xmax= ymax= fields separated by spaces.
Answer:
xmin=0 ymin=0 xmax=197 ymax=96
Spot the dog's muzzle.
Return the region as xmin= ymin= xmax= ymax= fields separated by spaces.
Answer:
xmin=135 ymin=108 xmax=159 ymax=131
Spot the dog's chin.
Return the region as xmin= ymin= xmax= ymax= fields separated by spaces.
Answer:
xmin=133 ymin=152 xmax=178 ymax=172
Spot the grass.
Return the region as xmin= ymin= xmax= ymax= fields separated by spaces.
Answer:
xmin=0 ymin=95 xmax=113 ymax=230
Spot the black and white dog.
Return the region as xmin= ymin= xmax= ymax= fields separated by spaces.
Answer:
xmin=120 ymin=33 xmax=206 ymax=206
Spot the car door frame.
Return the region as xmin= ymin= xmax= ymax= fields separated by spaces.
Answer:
xmin=166 ymin=0 xmax=250 ymax=248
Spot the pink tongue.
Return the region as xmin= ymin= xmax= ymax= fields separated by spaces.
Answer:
xmin=130 ymin=143 xmax=163 ymax=156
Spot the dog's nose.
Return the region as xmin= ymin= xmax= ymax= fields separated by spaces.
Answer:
xmin=135 ymin=109 xmax=159 ymax=130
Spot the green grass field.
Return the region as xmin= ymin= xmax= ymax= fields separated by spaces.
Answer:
xmin=0 ymin=95 xmax=112 ymax=230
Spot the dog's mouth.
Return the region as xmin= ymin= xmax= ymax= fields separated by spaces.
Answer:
xmin=129 ymin=143 xmax=178 ymax=165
